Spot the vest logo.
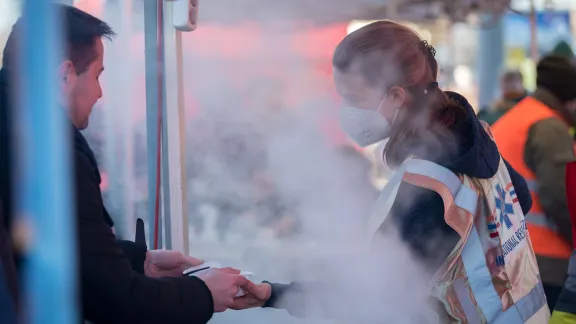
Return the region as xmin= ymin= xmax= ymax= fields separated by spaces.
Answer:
xmin=495 ymin=184 xmax=515 ymax=230
xmin=491 ymin=182 xmax=527 ymax=267
xmin=487 ymin=221 xmax=500 ymax=238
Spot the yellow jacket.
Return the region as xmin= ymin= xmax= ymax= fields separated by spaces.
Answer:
xmin=550 ymin=311 xmax=576 ymax=323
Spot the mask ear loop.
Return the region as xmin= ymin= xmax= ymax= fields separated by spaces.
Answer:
xmin=376 ymin=92 xmax=401 ymax=126
xmin=375 ymin=93 xmax=388 ymax=114
xmin=390 ymin=105 xmax=401 ymax=127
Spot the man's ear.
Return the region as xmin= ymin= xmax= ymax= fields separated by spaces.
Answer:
xmin=59 ymin=60 xmax=76 ymax=93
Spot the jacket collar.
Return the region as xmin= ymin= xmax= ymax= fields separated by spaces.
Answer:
xmin=532 ymin=87 xmax=565 ymax=112
xmin=72 ymin=126 xmax=102 ymax=185
xmin=532 ymin=87 xmax=576 ymax=127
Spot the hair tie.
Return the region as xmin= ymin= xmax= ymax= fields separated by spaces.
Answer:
xmin=420 ymin=40 xmax=436 ymax=58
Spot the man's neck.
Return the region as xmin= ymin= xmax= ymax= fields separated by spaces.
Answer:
xmin=532 ymin=87 xmax=576 ymax=127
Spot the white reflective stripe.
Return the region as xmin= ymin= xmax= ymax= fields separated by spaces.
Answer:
xmin=404 ymin=159 xmax=462 ymax=198
xmin=461 ymin=225 xmax=502 ymax=322
xmin=492 ymin=281 xmax=547 ymax=323
xmin=492 ymin=303 xmax=524 ymax=323
xmin=525 ymin=179 xmax=538 ymax=192
xmin=367 ymin=162 xmax=410 ymax=237
xmin=455 ymin=184 xmax=479 ymax=218
xmin=454 ymin=279 xmax=547 ymax=323
xmin=404 ymin=159 xmax=478 ymax=216
xmin=499 ymin=285 xmax=536 ymax=323
xmin=453 ymin=279 xmax=482 ymax=324
xmin=513 ymin=281 xmax=546 ymax=322
xmin=525 ymin=212 xmax=558 ymax=232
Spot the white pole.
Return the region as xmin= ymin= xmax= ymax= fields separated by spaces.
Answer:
xmin=103 ymin=0 xmax=135 ymax=239
xmin=119 ymin=0 xmax=135 ymax=240
xmin=529 ymin=0 xmax=539 ymax=62
xmin=161 ymin=0 xmax=189 ymax=254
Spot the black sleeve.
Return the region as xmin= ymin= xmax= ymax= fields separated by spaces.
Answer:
xmin=263 ymin=281 xmax=320 ymax=317
xmin=525 ymin=118 xmax=575 ymax=244
xmin=504 ymin=159 xmax=532 ymax=215
xmin=115 ymin=240 xmax=147 ymax=274
xmin=263 ymin=281 xmax=358 ymax=319
xmin=102 ymin=206 xmax=147 ymax=274
xmin=75 ymin=152 xmax=214 ymax=324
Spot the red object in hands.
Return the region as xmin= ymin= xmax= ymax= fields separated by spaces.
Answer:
xmin=567 ymin=162 xmax=576 ymax=249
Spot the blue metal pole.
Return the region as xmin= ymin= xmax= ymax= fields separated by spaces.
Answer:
xmin=16 ymin=1 xmax=77 ymax=324
xmin=478 ymin=15 xmax=505 ymax=110
xmin=144 ymin=0 xmax=164 ymax=248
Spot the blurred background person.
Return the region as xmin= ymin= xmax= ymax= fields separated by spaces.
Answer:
xmin=477 ymin=69 xmax=527 ymax=125
xmin=492 ymin=55 xmax=576 ymax=309
xmin=551 ymin=40 xmax=575 ymax=63
xmin=549 ymin=41 xmax=576 ymax=140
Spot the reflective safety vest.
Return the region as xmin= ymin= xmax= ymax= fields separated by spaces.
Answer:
xmin=491 ymin=97 xmax=574 ymax=260
xmin=369 ymin=133 xmax=549 ymax=323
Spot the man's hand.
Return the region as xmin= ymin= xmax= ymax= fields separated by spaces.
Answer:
xmin=229 ymin=282 xmax=271 ymax=310
xmin=144 ymin=250 xmax=203 ymax=278
xmin=197 ymin=268 xmax=249 ymax=312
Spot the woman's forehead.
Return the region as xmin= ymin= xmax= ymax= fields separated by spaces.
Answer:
xmin=334 ymin=68 xmax=364 ymax=88
xmin=333 ymin=68 xmax=377 ymax=100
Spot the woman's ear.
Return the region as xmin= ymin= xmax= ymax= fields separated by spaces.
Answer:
xmin=387 ymin=86 xmax=407 ymax=107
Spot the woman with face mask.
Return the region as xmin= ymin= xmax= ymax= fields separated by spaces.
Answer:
xmin=231 ymin=21 xmax=546 ymax=323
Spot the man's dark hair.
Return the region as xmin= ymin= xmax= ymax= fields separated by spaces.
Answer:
xmin=2 ymin=4 xmax=115 ymax=74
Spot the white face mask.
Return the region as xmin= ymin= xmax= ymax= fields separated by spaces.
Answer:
xmin=340 ymin=94 xmax=399 ymax=147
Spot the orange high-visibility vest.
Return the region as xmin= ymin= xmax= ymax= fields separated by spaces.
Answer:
xmin=492 ymin=97 xmax=574 ymax=260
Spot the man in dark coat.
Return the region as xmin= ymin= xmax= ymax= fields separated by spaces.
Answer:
xmin=0 ymin=5 xmax=247 ymax=323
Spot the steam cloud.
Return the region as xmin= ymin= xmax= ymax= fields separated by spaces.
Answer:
xmin=81 ymin=1 xmax=449 ymax=323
